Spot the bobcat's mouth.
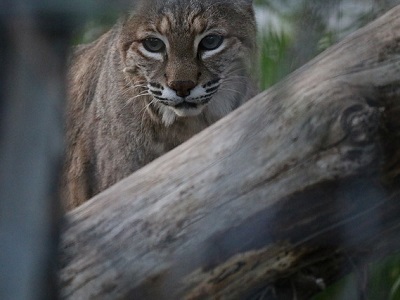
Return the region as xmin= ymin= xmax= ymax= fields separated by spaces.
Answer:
xmin=155 ymin=99 xmax=203 ymax=108
xmin=162 ymin=100 xmax=206 ymax=117
xmin=148 ymin=79 xmax=220 ymax=117
xmin=174 ymin=101 xmax=199 ymax=109
xmin=154 ymin=95 xmax=214 ymax=107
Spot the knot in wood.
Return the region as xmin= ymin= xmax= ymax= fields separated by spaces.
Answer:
xmin=340 ymin=104 xmax=380 ymax=145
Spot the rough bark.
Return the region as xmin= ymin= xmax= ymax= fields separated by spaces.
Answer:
xmin=60 ymin=5 xmax=400 ymax=300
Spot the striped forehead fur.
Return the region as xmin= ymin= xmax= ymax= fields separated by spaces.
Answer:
xmin=132 ymin=0 xmax=255 ymax=26
xmin=128 ymin=0 xmax=256 ymax=53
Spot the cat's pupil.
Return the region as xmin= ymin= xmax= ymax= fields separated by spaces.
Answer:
xmin=143 ymin=38 xmax=165 ymax=53
xmin=199 ymin=34 xmax=223 ymax=51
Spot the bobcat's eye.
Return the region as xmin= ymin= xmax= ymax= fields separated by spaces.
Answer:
xmin=143 ymin=38 xmax=165 ymax=53
xmin=199 ymin=34 xmax=224 ymax=51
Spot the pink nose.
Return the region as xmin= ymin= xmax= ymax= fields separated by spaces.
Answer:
xmin=168 ymin=80 xmax=196 ymax=97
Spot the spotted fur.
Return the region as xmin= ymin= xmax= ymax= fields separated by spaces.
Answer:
xmin=62 ymin=0 xmax=258 ymax=208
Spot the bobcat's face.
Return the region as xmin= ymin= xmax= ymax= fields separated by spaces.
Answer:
xmin=121 ymin=0 xmax=256 ymax=125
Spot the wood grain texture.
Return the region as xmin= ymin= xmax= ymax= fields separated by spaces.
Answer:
xmin=60 ymin=5 xmax=400 ymax=299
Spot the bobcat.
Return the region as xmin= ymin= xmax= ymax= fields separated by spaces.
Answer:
xmin=63 ymin=0 xmax=258 ymax=209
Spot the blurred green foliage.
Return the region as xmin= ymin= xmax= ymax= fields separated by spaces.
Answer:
xmin=71 ymin=12 xmax=119 ymax=45
xmin=258 ymin=29 xmax=292 ymax=89
xmin=311 ymin=254 xmax=400 ymax=299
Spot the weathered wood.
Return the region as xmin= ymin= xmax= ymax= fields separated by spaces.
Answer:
xmin=60 ymin=5 xmax=400 ymax=299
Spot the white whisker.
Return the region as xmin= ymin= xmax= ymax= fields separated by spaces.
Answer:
xmin=140 ymin=97 xmax=158 ymax=134
xmin=218 ymin=88 xmax=246 ymax=97
xmin=121 ymin=92 xmax=150 ymax=110
xmin=130 ymin=92 xmax=150 ymax=100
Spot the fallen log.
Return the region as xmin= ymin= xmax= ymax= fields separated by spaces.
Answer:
xmin=60 ymin=5 xmax=400 ymax=299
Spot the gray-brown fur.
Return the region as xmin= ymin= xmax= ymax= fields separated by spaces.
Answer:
xmin=63 ymin=0 xmax=258 ymax=209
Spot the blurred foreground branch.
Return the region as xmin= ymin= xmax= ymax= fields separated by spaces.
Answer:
xmin=0 ymin=7 xmax=69 ymax=300
xmin=0 ymin=0 xmax=136 ymax=299
xmin=60 ymin=5 xmax=400 ymax=300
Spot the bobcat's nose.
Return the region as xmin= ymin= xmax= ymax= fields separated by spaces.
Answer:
xmin=169 ymin=80 xmax=196 ymax=98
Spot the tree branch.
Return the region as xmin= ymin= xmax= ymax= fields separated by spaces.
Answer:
xmin=60 ymin=5 xmax=400 ymax=299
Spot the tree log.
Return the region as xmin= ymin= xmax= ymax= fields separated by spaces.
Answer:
xmin=60 ymin=5 xmax=400 ymax=299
